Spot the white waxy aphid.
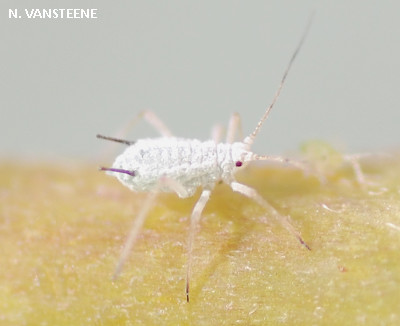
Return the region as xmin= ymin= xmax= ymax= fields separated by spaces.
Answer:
xmin=98 ymin=18 xmax=313 ymax=302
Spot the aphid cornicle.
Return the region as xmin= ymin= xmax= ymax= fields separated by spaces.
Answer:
xmin=98 ymin=16 xmax=313 ymax=302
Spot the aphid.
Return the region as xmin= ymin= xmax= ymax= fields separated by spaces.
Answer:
xmin=98 ymin=17 xmax=313 ymax=302
xmin=300 ymin=140 xmax=380 ymax=186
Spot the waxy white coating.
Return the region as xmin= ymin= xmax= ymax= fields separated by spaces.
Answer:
xmin=108 ymin=137 xmax=254 ymax=198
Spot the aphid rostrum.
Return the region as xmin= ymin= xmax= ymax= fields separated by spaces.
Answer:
xmin=98 ymin=18 xmax=313 ymax=302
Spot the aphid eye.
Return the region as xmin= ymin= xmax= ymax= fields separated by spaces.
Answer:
xmin=235 ymin=161 xmax=243 ymax=167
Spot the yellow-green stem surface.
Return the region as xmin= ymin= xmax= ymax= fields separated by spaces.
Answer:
xmin=1 ymin=156 xmax=399 ymax=325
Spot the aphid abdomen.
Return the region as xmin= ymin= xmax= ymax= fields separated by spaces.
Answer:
xmin=110 ymin=138 xmax=226 ymax=197
xmin=168 ymin=139 xmax=223 ymax=195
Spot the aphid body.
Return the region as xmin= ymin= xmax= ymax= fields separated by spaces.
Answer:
xmin=109 ymin=138 xmax=251 ymax=197
xmin=98 ymin=16 xmax=313 ymax=302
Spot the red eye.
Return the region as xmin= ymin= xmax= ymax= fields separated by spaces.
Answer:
xmin=235 ymin=161 xmax=243 ymax=167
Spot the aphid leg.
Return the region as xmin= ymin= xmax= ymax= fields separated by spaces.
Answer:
xmin=113 ymin=191 xmax=158 ymax=280
xmin=230 ymin=181 xmax=310 ymax=250
xmin=113 ymin=176 xmax=188 ymax=281
xmin=211 ymin=111 xmax=243 ymax=143
xmin=98 ymin=109 xmax=173 ymax=160
xmin=158 ymin=176 xmax=189 ymax=198
xmin=345 ymin=152 xmax=390 ymax=186
xmin=186 ymin=188 xmax=212 ymax=302
xmin=114 ymin=109 xmax=174 ymax=144
xmin=226 ymin=112 xmax=243 ymax=144
xmin=343 ymin=154 xmax=373 ymax=185
xmin=115 ymin=109 xmax=173 ymax=138
xmin=345 ymin=155 xmax=366 ymax=185
xmin=211 ymin=124 xmax=225 ymax=143
xmin=138 ymin=110 xmax=173 ymax=137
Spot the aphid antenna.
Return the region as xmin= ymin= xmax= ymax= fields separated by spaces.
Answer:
xmin=96 ymin=134 xmax=135 ymax=146
xmin=243 ymin=13 xmax=314 ymax=150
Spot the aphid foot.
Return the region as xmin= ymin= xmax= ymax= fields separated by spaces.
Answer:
xmin=298 ymin=236 xmax=311 ymax=251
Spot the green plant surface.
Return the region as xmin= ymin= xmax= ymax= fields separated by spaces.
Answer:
xmin=1 ymin=154 xmax=399 ymax=325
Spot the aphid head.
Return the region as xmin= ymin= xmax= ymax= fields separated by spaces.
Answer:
xmin=231 ymin=142 xmax=254 ymax=169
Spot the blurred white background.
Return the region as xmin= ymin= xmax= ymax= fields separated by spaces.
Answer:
xmin=1 ymin=1 xmax=399 ymax=160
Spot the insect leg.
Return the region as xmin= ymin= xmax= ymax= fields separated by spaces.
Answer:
xmin=211 ymin=124 xmax=225 ymax=143
xmin=113 ymin=176 xmax=188 ymax=280
xmin=230 ymin=181 xmax=310 ymax=250
xmin=186 ymin=188 xmax=212 ymax=302
xmin=226 ymin=112 xmax=243 ymax=144
xmin=98 ymin=109 xmax=173 ymax=160
xmin=113 ymin=191 xmax=158 ymax=280
xmin=347 ymin=156 xmax=366 ymax=184
xmin=138 ymin=110 xmax=173 ymax=137
xmin=115 ymin=109 xmax=173 ymax=138
xmin=343 ymin=154 xmax=369 ymax=185
xmin=158 ymin=176 xmax=189 ymax=198
xmin=345 ymin=152 xmax=390 ymax=186
xmin=211 ymin=112 xmax=243 ymax=144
